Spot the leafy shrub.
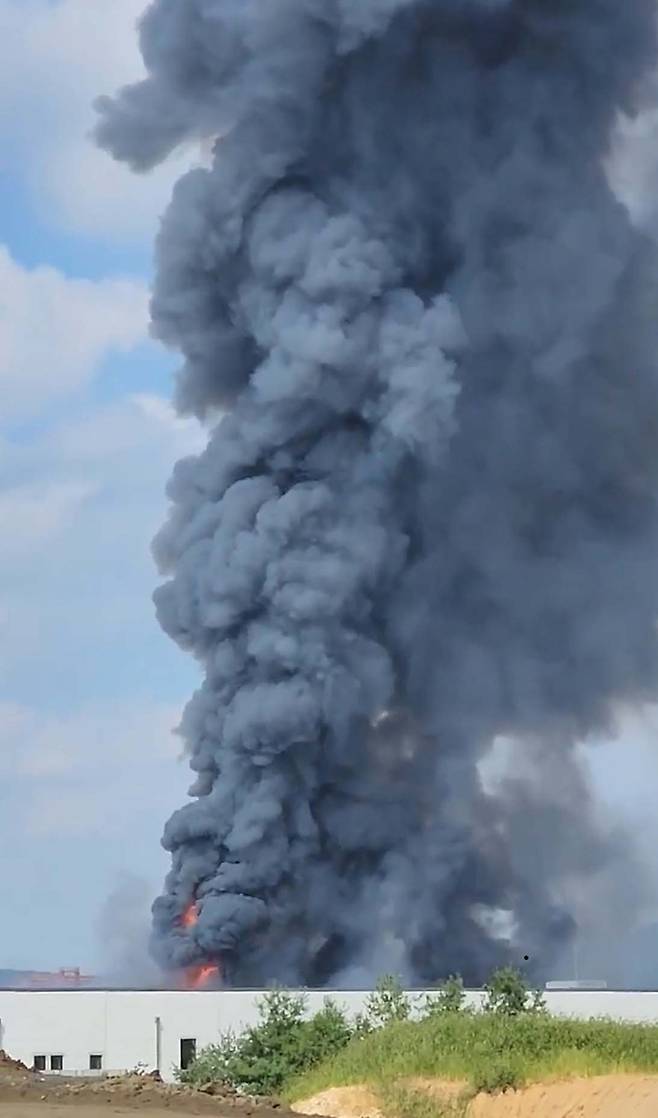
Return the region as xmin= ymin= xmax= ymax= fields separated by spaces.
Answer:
xmin=178 ymin=990 xmax=353 ymax=1096
xmin=175 ymin=1038 xmax=237 ymax=1088
xmin=424 ymin=975 xmax=468 ymax=1016
xmin=365 ymin=975 xmax=412 ymax=1027
xmin=483 ymin=968 xmax=546 ymax=1017
xmin=380 ymin=1081 xmax=470 ymax=1118
xmin=471 ymin=1061 xmax=523 ymax=1095
xmin=353 ymin=1011 xmax=375 ymax=1038
xmin=302 ymin=1000 xmax=354 ymax=1064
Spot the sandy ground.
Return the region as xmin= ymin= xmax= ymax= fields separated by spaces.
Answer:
xmin=292 ymin=1075 xmax=658 ymax=1117
xmin=292 ymin=1089 xmax=383 ymax=1118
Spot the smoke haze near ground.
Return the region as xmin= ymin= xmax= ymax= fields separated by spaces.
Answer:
xmin=96 ymin=874 xmax=162 ymax=987
xmin=96 ymin=0 xmax=658 ymax=987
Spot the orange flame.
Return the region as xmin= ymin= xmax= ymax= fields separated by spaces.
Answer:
xmin=181 ymin=904 xmax=198 ymax=929
xmin=179 ymin=903 xmax=221 ymax=988
xmin=188 ymin=964 xmax=221 ymax=988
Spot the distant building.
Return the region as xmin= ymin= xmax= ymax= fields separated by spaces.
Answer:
xmin=545 ymin=980 xmax=608 ymax=991
xmin=0 ymin=968 xmax=95 ymax=990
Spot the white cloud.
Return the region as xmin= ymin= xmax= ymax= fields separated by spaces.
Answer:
xmin=0 ymin=695 xmax=190 ymax=971
xmin=0 ymin=0 xmax=211 ymax=972
xmin=0 ymin=697 xmax=179 ymax=787
xmin=0 ymin=0 xmax=197 ymax=244
xmin=607 ymin=107 xmax=658 ymax=230
xmin=0 ymin=392 xmax=205 ymax=680
xmin=44 ymin=391 xmax=205 ymax=471
xmin=0 ymin=394 xmax=205 ymax=969
xmin=0 ymin=479 xmax=95 ymax=560
xmin=0 ymin=245 xmax=149 ymax=420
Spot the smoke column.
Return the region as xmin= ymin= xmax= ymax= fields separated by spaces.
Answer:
xmin=96 ymin=0 xmax=658 ymax=987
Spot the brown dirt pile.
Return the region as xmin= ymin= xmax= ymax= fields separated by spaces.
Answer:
xmin=0 ymin=1052 xmax=29 ymax=1073
xmin=0 ymin=1050 xmax=33 ymax=1088
xmin=0 ymin=1059 xmax=289 ymax=1118
xmin=292 ymin=1075 xmax=658 ymax=1118
xmin=0 ymin=1109 xmax=284 ymax=1118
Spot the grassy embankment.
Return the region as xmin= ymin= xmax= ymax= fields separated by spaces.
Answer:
xmin=283 ymin=1011 xmax=658 ymax=1116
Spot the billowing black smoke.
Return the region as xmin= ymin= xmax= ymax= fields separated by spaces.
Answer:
xmin=96 ymin=0 xmax=658 ymax=987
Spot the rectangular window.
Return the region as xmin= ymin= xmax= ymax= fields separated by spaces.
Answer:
xmin=50 ymin=1055 xmax=63 ymax=1072
xmin=89 ymin=1054 xmax=103 ymax=1071
xmin=33 ymin=1056 xmax=46 ymax=1072
xmin=180 ymin=1038 xmax=196 ymax=1071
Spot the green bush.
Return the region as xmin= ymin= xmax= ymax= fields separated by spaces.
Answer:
xmin=178 ymin=990 xmax=353 ymax=1096
xmin=471 ymin=1060 xmax=523 ymax=1094
xmin=365 ymin=975 xmax=412 ymax=1027
xmin=379 ymin=1081 xmax=470 ymax=1118
xmin=424 ymin=975 xmax=468 ymax=1016
xmin=302 ymin=999 xmax=354 ymax=1065
xmin=175 ymin=1038 xmax=237 ymax=1088
xmin=483 ymin=967 xmax=546 ymax=1017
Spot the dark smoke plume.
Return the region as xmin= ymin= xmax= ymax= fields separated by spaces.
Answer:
xmin=96 ymin=0 xmax=658 ymax=987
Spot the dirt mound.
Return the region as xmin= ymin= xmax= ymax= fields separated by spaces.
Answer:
xmin=0 ymin=1050 xmax=29 ymax=1072
xmin=0 ymin=1049 xmax=33 ymax=1088
xmin=292 ymin=1088 xmax=382 ymax=1118
xmin=292 ymin=1075 xmax=658 ymax=1118
xmin=467 ymin=1076 xmax=658 ymax=1117
xmin=0 ymin=1063 xmax=290 ymax=1118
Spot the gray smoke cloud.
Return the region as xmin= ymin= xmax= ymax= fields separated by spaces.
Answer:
xmin=95 ymin=0 xmax=658 ymax=987
xmin=96 ymin=874 xmax=162 ymax=987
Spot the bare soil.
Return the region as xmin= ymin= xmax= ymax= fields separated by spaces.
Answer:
xmin=0 ymin=1052 xmax=289 ymax=1118
xmin=292 ymin=1089 xmax=382 ymax=1118
xmin=292 ymin=1075 xmax=658 ymax=1118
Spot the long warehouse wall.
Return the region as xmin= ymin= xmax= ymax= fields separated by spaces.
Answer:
xmin=2 ymin=989 xmax=658 ymax=1082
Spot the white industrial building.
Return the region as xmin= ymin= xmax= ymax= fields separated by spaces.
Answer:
xmin=3 ymin=988 xmax=658 ymax=1082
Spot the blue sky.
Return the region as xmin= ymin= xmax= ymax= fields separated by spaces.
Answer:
xmin=0 ymin=0 xmax=208 ymax=973
xmin=3 ymin=0 xmax=658 ymax=977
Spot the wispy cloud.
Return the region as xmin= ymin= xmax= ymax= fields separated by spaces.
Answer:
xmin=0 ymin=245 xmax=148 ymax=419
xmin=0 ymin=393 xmax=205 ymax=685
xmin=0 ymin=0 xmax=196 ymax=244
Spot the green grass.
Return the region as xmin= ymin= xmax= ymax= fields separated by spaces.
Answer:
xmin=283 ymin=1011 xmax=658 ymax=1104
xmin=378 ymin=1080 xmax=471 ymax=1118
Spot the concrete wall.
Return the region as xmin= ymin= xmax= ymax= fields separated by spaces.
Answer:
xmin=0 ymin=989 xmax=371 ymax=1081
xmin=2 ymin=989 xmax=658 ymax=1082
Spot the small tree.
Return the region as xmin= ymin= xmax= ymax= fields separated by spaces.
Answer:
xmin=353 ymin=1011 xmax=374 ymax=1038
xmin=302 ymin=999 xmax=353 ymax=1064
xmin=483 ymin=967 xmax=546 ymax=1017
xmin=177 ymin=990 xmax=354 ymax=1096
xmin=425 ymin=974 xmax=467 ymax=1016
xmin=224 ymin=989 xmax=308 ymax=1094
xmin=175 ymin=1037 xmax=237 ymax=1088
xmin=365 ymin=975 xmax=411 ymax=1028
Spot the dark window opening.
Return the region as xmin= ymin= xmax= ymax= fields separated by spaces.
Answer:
xmin=180 ymin=1038 xmax=197 ymax=1071
xmin=89 ymin=1054 xmax=103 ymax=1071
xmin=33 ymin=1056 xmax=46 ymax=1072
xmin=50 ymin=1056 xmax=63 ymax=1072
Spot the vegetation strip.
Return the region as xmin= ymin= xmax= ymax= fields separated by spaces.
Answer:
xmin=177 ymin=971 xmax=658 ymax=1105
